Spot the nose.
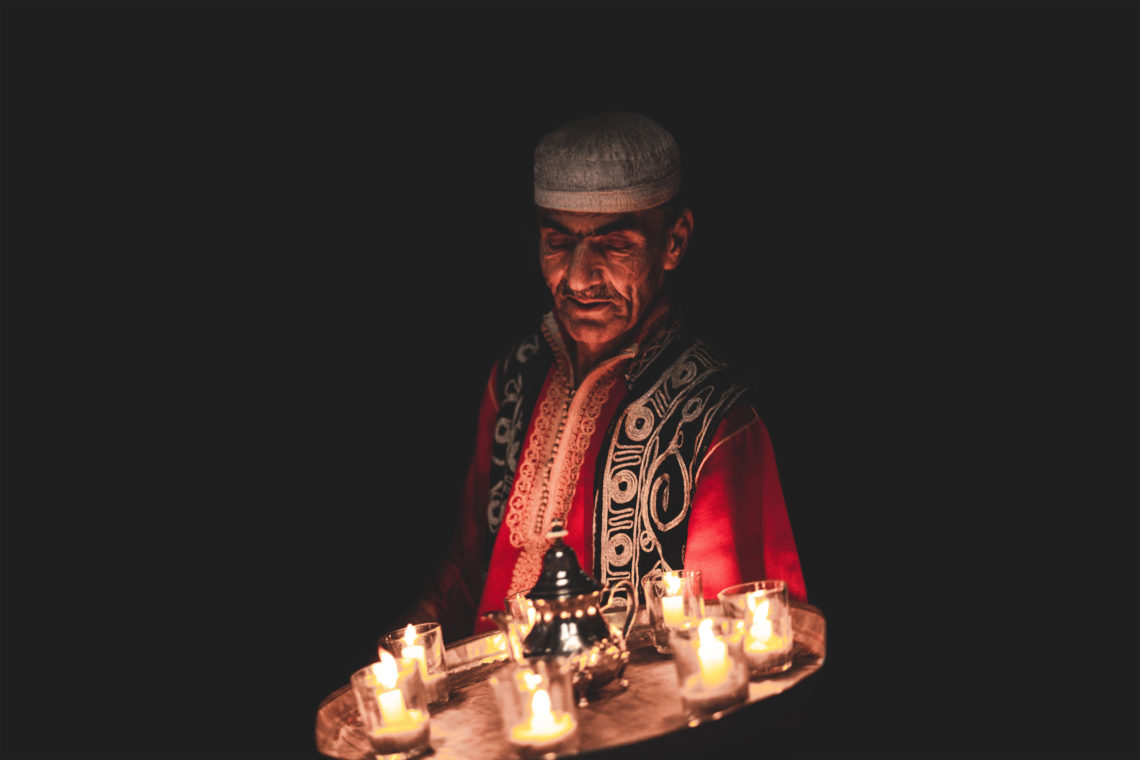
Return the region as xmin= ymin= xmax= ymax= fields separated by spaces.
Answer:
xmin=566 ymin=240 xmax=604 ymax=292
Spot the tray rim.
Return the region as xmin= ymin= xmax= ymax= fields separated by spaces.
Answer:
xmin=316 ymin=600 xmax=825 ymax=758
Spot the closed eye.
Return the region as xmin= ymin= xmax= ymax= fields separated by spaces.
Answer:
xmin=604 ymin=235 xmax=638 ymax=254
xmin=543 ymin=234 xmax=575 ymax=252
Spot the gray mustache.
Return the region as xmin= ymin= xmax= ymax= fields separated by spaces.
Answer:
xmin=559 ymin=284 xmax=619 ymax=301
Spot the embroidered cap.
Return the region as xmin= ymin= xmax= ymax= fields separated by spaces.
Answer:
xmin=533 ymin=112 xmax=682 ymax=213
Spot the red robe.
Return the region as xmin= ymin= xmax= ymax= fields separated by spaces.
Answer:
xmin=419 ymin=315 xmax=806 ymax=642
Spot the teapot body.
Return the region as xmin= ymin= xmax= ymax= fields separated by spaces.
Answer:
xmin=522 ymin=582 xmax=637 ymax=701
xmin=485 ymin=524 xmax=639 ymax=702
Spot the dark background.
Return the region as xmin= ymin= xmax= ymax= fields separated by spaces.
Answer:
xmin=2 ymin=2 xmax=1136 ymax=759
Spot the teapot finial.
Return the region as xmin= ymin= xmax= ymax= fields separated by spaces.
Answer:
xmin=527 ymin=519 xmax=599 ymax=600
xmin=546 ymin=518 xmax=569 ymax=541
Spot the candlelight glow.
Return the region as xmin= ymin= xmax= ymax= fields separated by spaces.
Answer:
xmin=403 ymin=624 xmax=417 ymax=647
xmin=489 ymin=632 xmax=507 ymax=654
xmin=530 ymin=688 xmax=555 ymax=734
xmin=696 ymin=618 xmax=730 ymax=689
xmin=374 ymin=650 xmax=399 ymax=690
xmin=748 ymin=594 xmax=773 ymax=642
xmin=662 ymin=573 xmax=687 ymax=626
xmin=521 ymin=669 xmax=544 ymax=692
xmin=506 ymin=678 xmax=576 ymax=747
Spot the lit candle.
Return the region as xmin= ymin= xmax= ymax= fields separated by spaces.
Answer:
xmin=401 ymin=624 xmax=428 ymax=681
xmin=392 ymin=623 xmax=449 ymax=704
xmin=743 ymin=593 xmax=792 ymax=674
xmin=677 ymin=617 xmax=749 ymax=719
xmin=662 ymin=573 xmax=687 ymax=627
xmin=747 ymin=597 xmax=774 ymax=646
xmin=366 ymin=650 xmax=430 ymax=754
xmin=371 ymin=652 xmax=410 ymax=723
xmin=696 ymin=618 xmax=730 ymax=689
xmin=508 ymin=687 xmax=577 ymax=751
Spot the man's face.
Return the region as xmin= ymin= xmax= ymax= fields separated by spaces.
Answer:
xmin=538 ymin=207 xmax=690 ymax=359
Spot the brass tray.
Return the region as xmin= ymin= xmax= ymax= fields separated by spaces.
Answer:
xmin=315 ymin=601 xmax=825 ymax=759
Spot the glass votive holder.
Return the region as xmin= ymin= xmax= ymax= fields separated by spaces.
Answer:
xmin=641 ymin=569 xmax=705 ymax=654
xmin=504 ymin=592 xmax=539 ymax=656
xmin=668 ymin=617 xmax=750 ymax=725
xmin=350 ymin=651 xmax=432 ymax=760
xmin=716 ymin=580 xmax=794 ymax=677
xmin=489 ymin=656 xmax=580 ymax=759
xmin=380 ymin=622 xmax=450 ymax=706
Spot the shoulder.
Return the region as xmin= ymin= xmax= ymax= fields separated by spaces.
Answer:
xmin=676 ymin=321 xmax=765 ymax=411
xmin=656 ymin=327 xmax=755 ymax=401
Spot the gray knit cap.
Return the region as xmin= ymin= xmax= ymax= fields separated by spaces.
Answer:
xmin=533 ymin=112 xmax=681 ymax=213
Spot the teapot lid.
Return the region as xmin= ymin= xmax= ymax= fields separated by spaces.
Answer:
xmin=526 ymin=519 xmax=602 ymax=599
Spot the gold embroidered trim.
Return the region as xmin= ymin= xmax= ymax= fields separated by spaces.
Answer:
xmin=502 ymin=350 xmax=628 ymax=598
xmin=503 ymin=359 xmax=571 ymax=552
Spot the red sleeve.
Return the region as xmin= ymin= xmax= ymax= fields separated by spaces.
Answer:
xmin=411 ymin=362 xmax=500 ymax=642
xmin=683 ymin=404 xmax=808 ymax=603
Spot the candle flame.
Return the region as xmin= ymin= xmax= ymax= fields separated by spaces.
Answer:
xmin=530 ymin=687 xmax=555 ymax=733
xmin=403 ymin=624 xmax=417 ymax=646
xmin=664 ymin=573 xmax=682 ymax=595
xmin=522 ymin=669 xmax=544 ymax=692
xmin=373 ymin=649 xmax=399 ymax=690
xmin=696 ymin=617 xmax=730 ymax=689
xmin=747 ymin=594 xmax=773 ymax=641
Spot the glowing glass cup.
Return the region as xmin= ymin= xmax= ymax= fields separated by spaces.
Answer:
xmin=716 ymin=580 xmax=794 ymax=677
xmin=668 ymin=617 xmax=750 ymax=724
xmin=503 ymin=592 xmax=539 ymax=660
xmin=489 ymin=656 xmax=580 ymax=759
xmin=379 ymin=622 xmax=450 ymax=705
xmin=350 ymin=652 xmax=432 ymax=760
xmin=641 ymin=569 xmax=705 ymax=654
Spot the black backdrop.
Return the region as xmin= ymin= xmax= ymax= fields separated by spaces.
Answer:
xmin=2 ymin=2 xmax=1137 ymax=759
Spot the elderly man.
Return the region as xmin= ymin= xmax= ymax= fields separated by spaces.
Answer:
xmin=413 ymin=112 xmax=805 ymax=642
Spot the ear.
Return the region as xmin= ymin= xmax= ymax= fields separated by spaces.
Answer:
xmin=662 ymin=209 xmax=694 ymax=271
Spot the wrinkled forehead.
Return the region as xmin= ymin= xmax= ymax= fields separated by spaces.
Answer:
xmin=536 ymin=207 xmax=669 ymax=240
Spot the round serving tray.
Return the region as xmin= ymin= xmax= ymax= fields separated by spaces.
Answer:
xmin=315 ymin=600 xmax=825 ymax=759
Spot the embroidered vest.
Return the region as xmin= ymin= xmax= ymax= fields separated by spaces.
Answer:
xmin=485 ymin=314 xmax=748 ymax=600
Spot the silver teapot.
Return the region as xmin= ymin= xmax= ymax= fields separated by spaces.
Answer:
xmin=482 ymin=521 xmax=638 ymax=704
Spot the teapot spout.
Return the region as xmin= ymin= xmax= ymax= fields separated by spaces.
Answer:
xmin=480 ymin=610 xmax=527 ymax=662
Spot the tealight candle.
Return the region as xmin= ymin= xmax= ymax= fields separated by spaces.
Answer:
xmin=508 ymin=687 xmax=578 ymax=754
xmin=696 ymin=618 xmax=730 ymax=689
xmin=642 ymin=569 xmax=704 ymax=654
xmin=717 ymin=581 xmax=795 ymax=677
xmin=401 ymin=624 xmax=428 ymax=681
xmin=670 ymin=618 xmax=749 ymax=722
xmin=351 ymin=651 xmax=431 ymax=758
xmin=662 ymin=574 xmax=687 ymax=627
xmin=743 ymin=595 xmax=792 ymax=673
xmin=489 ymin=658 xmax=580 ymax=760
xmin=375 ymin=675 xmax=409 ymax=724
xmin=381 ymin=622 xmax=450 ymax=705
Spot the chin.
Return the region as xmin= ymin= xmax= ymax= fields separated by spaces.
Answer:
xmin=565 ymin=321 xmax=626 ymax=348
xmin=556 ymin=302 xmax=630 ymax=344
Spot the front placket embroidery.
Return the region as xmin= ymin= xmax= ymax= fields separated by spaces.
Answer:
xmin=503 ymin=317 xmax=636 ymax=596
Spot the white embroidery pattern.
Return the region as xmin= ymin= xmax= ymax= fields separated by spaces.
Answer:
xmin=598 ymin=342 xmax=746 ymax=592
xmin=487 ymin=334 xmax=542 ymax=533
